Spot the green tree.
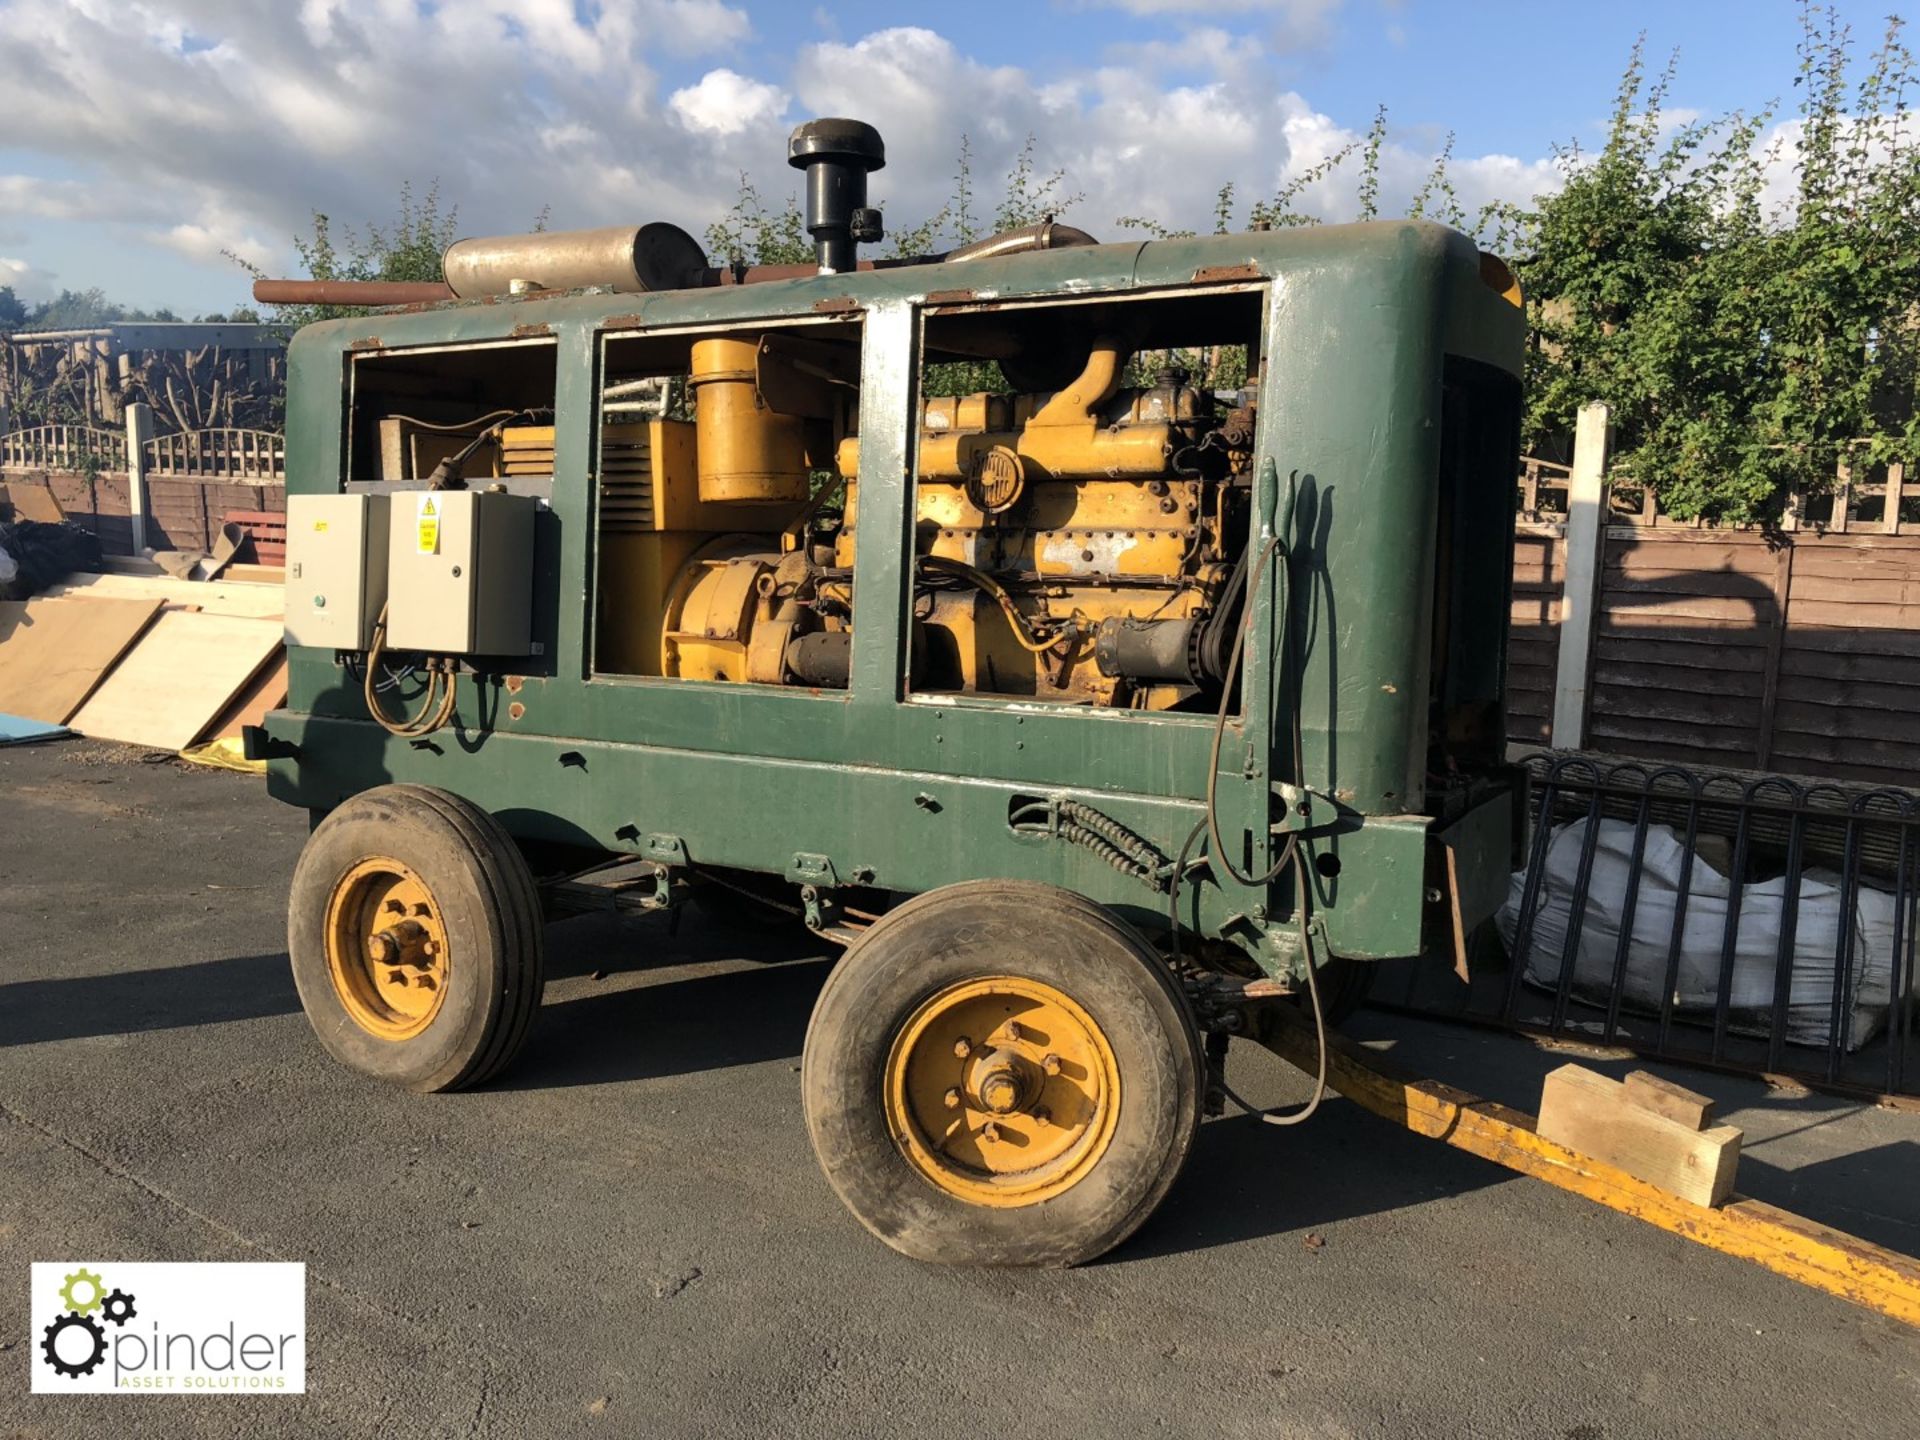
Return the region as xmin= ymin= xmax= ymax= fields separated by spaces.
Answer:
xmin=704 ymin=175 xmax=811 ymax=268
xmin=1509 ymin=6 xmax=1920 ymax=521
xmin=234 ymin=182 xmax=466 ymax=326
xmin=22 ymin=288 xmax=179 ymax=329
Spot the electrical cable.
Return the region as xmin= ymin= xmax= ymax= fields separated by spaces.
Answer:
xmin=423 ymin=407 xmax=554 ymax=490
xmin=384 ymin=408 xmax=522 ymax=435
xmin=1203 ymin=534 xmax=1291 ymax=887
xmin=1216 ymin=841 xmax=1328 ymax=1127
xmin=916 ymin=555 xmax=1066 ymax=655
xmin=1173 ymin=504 xmax=1330 ymax=1125
xmin=361 ymin=602 xmax=455 ymax=737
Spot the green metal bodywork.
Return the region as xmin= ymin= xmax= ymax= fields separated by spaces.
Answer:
xmin=266 ymin=220 xmax=1526 ymax=977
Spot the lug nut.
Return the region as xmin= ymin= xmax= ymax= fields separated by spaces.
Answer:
xmin=1004 ymin=1020 xmax=1025 ymax=1042
xmin=943 ymin=1087 xmax=961 ymax=1110
xmin=982 ymin=1121 xmax=1002 ymax=1143
xmin=1042 ymin=1053 xmax=1063 ymax=1076
xmin=953 ymin=1037 xmax=972 ymax=1058
xmin=1033 ymin=1106 xmax=1051 ymax=1127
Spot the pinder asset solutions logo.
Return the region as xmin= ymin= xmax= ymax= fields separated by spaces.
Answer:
xmin=30 ymin=1262 xmax=305 ymax=1393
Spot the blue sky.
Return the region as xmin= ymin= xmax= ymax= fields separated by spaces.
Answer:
xmin=0 ymin=1 xmax=1902 ymax=317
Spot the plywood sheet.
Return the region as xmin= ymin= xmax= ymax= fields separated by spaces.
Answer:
xmin=0 ymin=596 xmax=164 ymax=723
xmin=69 ymin=611 xmax=283 ymax=751
xmin=40 ymin=570 xmax=284 ymax=619
xmin=211 ymin=654 xmax=289 ymax=740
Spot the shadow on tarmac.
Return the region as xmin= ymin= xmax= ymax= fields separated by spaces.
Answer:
xmin=0 ymin=953 xmax=301 ymax=1048
xmin=12 ymin=905 xmax=1913 ymax=1265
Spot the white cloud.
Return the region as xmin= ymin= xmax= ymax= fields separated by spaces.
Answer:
xmin=785 ymin=25 xmax=1555 ymax=246
xmin=1075 ymin=0 xmax=1344 ymax=48
xmin=149 ymin=219 xmax=274 ymax=272
xmin=0 ymin=255 xmax=59 ymax=302
xmin=0 ymin=0 xmax=1582 ymax=312
xmin=670 ymin=68 xmax=789 ymax=136
xmin=0 ymin=173 xmax=158 ymax=223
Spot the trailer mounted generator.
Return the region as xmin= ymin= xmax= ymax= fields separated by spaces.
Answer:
xmin=263 ymin=118 xmax=1527 ymax=1267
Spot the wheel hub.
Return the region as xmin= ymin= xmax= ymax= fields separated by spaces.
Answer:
xmin=324 ymin=858 xmax=451 ymax=1040
xmin=883 ymin=976 xmax=1120 ymax=1206
xmin=968 ymin=1050 xmax=1032 ymax=1115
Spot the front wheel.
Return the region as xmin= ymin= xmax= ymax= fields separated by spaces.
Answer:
xmin=802 ymin=881 xmax=1203 ymax=1266
xmin=288 ymin=784 xmax=545 ymax=1093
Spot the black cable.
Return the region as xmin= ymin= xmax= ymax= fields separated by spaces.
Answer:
xmin=1217 ymin=841 xmax=1328 ymax=1127
xmin=1204 ymin=534 xmax=1291 ymax=887
xmin=1185 ymin=505 xmax=1331 ymax=1125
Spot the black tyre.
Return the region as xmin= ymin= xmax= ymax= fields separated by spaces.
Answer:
xmin=288 ymin=784 xmax=544 ymax=1092
xmin=802 ymin=880 xmax=1203 ymax=1267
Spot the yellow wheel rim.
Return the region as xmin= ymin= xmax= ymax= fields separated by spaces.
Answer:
xmin=884 ymin=976 xmax=1121 ymax=1207
xmin=324 ymin=857 xmax=451 ymax=1041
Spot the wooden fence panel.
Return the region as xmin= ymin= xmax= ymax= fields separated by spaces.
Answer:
xmin=1573 ymin=527 xmax=1920 ymax=784
xmin=1506 ymin=524 xmax=1563 ymax=744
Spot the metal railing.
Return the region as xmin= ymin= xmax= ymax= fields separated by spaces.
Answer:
xmin=1374 ymin=753 xmax=1920 ymax=1099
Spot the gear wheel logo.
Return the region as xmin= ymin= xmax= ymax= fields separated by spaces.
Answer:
xmin=57 ymin=1268 xmax=105 ymax=1316
xmin=39 ymin=1268 xmax=137 ymax=1383
xmin=41 ymin=1312 xmax=108 ymax=1379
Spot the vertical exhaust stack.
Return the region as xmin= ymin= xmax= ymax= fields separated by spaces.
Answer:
xmin=787 ymin=119 xmax=885 ymax=275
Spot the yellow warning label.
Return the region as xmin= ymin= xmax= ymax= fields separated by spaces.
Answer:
xmin=417 ymin=494 xmax=439 ymax=555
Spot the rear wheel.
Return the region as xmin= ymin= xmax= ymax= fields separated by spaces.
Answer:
xmin=802 ymin=880 xmax=1202 ymax=1266
xmin=288 ymin=784 xmax=544 ymax=1092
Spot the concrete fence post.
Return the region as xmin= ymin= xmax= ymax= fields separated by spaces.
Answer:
xmin=1550 ymin=402 xmax=1610 ymax=750
xmin=125 ymin=401 xmax=153 ymax=554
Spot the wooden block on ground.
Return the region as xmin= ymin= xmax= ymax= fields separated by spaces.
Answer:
xmin=209 ymin=653 xmax=289 ymax=741
xmin=1624 ymin=1071 xmax=1718 ymax=1129
xmin=1538 ymin=1064 xmax=1742 ymax=1208
xmin=69 ymin=611 xmax=284 ymax=751
xmin=0 ymin=597 xmax=165 ymax=723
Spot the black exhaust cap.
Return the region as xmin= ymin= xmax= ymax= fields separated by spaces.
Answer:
xmin=787 ymin=118 xmax=885 ymax=275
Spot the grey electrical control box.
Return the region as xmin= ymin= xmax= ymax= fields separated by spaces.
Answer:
xmin=385 ymin=490 xmax=538 ymax=655
xmin=284 ymin=493 xmax=391 ymax=651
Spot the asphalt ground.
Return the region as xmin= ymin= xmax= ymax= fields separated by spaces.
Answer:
xmin=3 ymin=738 xmax=1918 ymax=1438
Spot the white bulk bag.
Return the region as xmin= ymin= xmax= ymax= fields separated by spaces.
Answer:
xmin=1496 ymin=817 xmax=1899 ymax=1051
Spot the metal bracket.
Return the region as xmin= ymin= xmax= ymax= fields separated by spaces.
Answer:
xmin=788 ymin=852 xmax=838 ymax=886
xmin=1269 ymin=782 xmax=1331 ymax=836
xmin=643 ymin=833 xmax=689 ymax=864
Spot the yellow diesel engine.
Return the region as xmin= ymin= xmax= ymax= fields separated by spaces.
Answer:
xmin=571 ymin=326 xmax=1257 ymax=710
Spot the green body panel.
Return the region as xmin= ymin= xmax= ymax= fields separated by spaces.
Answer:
xmin=267 ymin=221 xmax=1526 ymax=975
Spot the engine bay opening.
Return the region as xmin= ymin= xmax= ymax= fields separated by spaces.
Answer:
xmin=897 ymin=288 xmax=1266 ymax=711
